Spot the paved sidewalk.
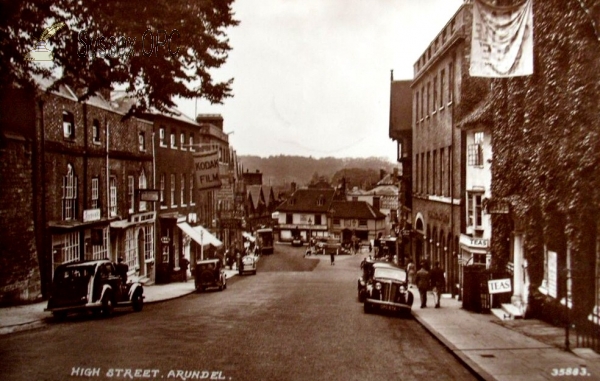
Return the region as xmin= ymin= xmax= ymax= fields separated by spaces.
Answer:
xmin=410 ymin=288 xmax=600 ymax=381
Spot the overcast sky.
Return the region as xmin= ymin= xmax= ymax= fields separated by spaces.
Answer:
xmin=176 ymin=0 xmax=464 ymax=162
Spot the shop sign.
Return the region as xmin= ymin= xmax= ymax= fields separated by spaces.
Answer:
xmin=488 ymin=278 xmax=512 ymax=294
xmin=83 ymin=208 xmax=101 ymax=222
xmin=220 ymin=218 xmax=242 ymax=229
xmin=460 ymin=235 xmax=489 ymax=248
xmin=139 ymin=189 xmax=160 ymax=202
xmin=161 ymin=237 xmax=171 ymax=244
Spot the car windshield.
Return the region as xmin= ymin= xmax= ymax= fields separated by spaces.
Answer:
xmin=373 ymin=267 xmax=406 ymax=282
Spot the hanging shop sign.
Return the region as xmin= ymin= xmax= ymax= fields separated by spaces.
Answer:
xmin=193 ymin=150 xmax=222 ymax=190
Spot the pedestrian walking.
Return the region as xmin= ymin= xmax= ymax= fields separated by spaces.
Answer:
xmin=406 ymin=260 xmax=416 ymax=288
xmin=415 ymin=261 xmax=430 ymax=308
xmin=115 ymin=257 xmax=129 ymax=284
xmin=330 ymin=251 xmax=335 ymax=265
xmin=430 ymin=261 xmax=445 ymax=308
xmin=180 ymin=257 xmax=190 ymax=282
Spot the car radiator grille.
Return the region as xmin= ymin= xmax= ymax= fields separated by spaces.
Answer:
xmin=380 ymin=282 xmax=406 ymax=304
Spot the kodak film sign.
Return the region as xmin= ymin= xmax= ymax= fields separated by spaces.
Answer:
xmin=193 ymin=151 xmax=222 ymax=190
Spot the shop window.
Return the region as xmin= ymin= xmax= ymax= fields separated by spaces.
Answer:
xmin=145 ymin=227 xmax=154 ymax=262
xmin=52 ymin=232 xmax=80 ymax=272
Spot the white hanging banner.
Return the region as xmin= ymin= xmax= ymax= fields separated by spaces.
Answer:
xmin=470 ymin=0 xmax=534 ymax=77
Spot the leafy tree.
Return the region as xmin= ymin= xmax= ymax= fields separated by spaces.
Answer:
xmin=0 ymin=0 xmax=238 ymax=115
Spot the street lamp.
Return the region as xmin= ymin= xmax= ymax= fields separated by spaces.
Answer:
xmin=308 ymin=217 xmax=313 ymax=244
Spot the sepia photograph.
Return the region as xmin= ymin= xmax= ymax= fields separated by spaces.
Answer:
xmin=1 ymin=0 xmax=599 ymax=380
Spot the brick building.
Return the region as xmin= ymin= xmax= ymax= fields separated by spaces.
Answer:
xmin=409 ymin=4 xmax=473 ymax=295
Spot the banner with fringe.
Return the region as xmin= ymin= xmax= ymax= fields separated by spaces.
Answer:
xmin=470 ymin=0 xmax=534 ymax=77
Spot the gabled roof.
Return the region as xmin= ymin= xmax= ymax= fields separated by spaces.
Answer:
xmin=331 ymin=201 xmax=386 ymax=220
xmin=369 ymin=184 xmax=399 ymax=197
xmin=277 ymin=189 xmax=335 ymax=213
xmin=247 ymin=185 xmax=264 ymax=210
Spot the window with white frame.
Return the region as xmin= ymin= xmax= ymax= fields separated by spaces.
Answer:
xmin=467 ymin=192 xmax=484 ymax=230
xmin=359 ymin=219 xmax=367 ymax=227
xmin=52 ymin=232 xmax=80 ymax=272
xmin=124 ymin=229 xmax=137 ymax=271
xmin=180 ymin=174 xmax=186 ymax=206
xmin=189 ymin=134 xmax=195 ymax=151
xmin=440 ymin=69 xmax=445 ymax=108
xmin=170 ymin=131 xmax=176 ymax=149
xmin=160 ymin=174 xmax=166 ymax=208
xmin=170 ymin=174 xmax=176 ymax=206
xmin=159 ymin=127 xmax=166 ymax=147
xmin=62 ymin=164 xmax=77 ymax=220
xmin=109 ymin=177 xmax=117 ymax=217
xmin=91 ymin=177 xmax=99 ymax=209
xmin=145 ymin=226 xmax=154 ymax=262
xmin=139 ymin=169 xmax=147 ymax=211
xmin=139 ymin=131 xmax=146 ymax=151
xmin=63 ymin=111 xmax=75 ymax=140
xmin=467 ymin=132 xmax=484 ymax=166
xmin=180 ymin=133 xmax=186 ymax=150
xmin=189 ymin=175 xmax=195 ymax=205
xmin=92 ymin=119 xmax=101 ymax=143
xmin=127 ymin=175 xmax=135 ymax=213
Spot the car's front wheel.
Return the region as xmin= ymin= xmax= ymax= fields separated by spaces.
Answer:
xmin=101 ymin=292 xmax=114 ymax=317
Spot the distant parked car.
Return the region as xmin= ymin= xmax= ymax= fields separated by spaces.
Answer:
xmin=321 ymin=238 xmax=341 ymax=255
xmin=363 ymin=263 xmax=413 ymax=316
xmin=239 ymin=253 xmax=258 ymax=275
xmin=291 ymin=236 xmax=303 ymax=247
xmin=45 ymin=260 xmax=144 ymax=319
xmin=195 ymin=259 xmax=227 ymax=291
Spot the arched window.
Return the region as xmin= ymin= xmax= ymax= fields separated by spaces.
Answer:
xmin=62 ymin=164 xmax=77 ymax=220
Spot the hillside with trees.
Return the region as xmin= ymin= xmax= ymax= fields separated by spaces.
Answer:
xmin=238 ymin=155 xmax=396 ymax=189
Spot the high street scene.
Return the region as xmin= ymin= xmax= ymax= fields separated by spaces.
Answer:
xmin=1 ymin=0 xmax=600 ymax=380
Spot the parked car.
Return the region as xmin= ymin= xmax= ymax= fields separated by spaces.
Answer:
xmin=357 ymin=257 xmax=392 ymax=302
xmin=239 ymin=253 xmax=258 ymax=275
xmin=363 ymin=263 xmax=413 ymax=316
xmin=321 ymin=238 xmax=341 ymax=255
xmin=45 ymin=259 xmax=144 ymax=319
xmin=316 ymin=238 xmax=327 ymax=250
xmin=291 ymin=236 xmax=303 ymax=247
xmin=195 ymin=259 xmax=227 ymax=291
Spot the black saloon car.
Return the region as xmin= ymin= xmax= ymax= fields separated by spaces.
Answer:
xmin=195 ymin=259 xmax=227 ymax=291
xmin=45 ymin=260 xmax=144 ymax=319
xmin=363 ymin=263 xmax=413 ymax=316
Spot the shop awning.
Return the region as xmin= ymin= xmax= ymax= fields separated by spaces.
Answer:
xmin=177 ymin=222 xmax=223 ymax=248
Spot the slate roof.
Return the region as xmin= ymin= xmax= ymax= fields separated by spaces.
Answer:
xmin=276 ymin=189 xmax=335 ymax=213
xmin=330 ymin=201 xmax=386 ymax=220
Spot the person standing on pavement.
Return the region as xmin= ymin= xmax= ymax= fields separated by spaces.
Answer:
xmin=415 ymin=261 xmax=430 ymax=308
xmin=330 ymin=250 xmax=335 ymax=265
xmin=430 ymin=261 xmax=445 ymax=308
xmin=406 ymin=260 xmax=416 ymax=288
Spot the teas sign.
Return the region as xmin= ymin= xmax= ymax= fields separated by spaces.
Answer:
xmin=193 ymin=150 xmax=221 ymax=190
xmin=488 ymin=278 xmax=511 ymax=294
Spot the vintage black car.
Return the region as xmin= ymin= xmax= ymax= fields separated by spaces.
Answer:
xmin=45 ymin=260 xmax=144 ymax=319
xmin=357 ymin=257 xmax=393 ymax=302
xmin=239 ymin=253 xmax=258 ymax=275
xmin=195 ymin=259 xmax=227 ymax=291
xmin=363 ymin=263 xmax=413 ymax=316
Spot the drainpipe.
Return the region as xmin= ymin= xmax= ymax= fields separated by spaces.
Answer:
xmin=105 ymin=118 xmax=111 ymax=260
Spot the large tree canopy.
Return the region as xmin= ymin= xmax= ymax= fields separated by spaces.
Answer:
xmin=0 ymin=0 xmax=238 ymax=115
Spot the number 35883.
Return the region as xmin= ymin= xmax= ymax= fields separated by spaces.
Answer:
xmin=551 ymin=367 xmax=590 ymax=376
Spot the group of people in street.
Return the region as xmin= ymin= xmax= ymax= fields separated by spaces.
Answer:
xmin=407 ymin=260 xmax=446 ymax=308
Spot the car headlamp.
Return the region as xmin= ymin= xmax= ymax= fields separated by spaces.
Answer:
xmin=375 ymin=282 xmax=382 ymax=290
